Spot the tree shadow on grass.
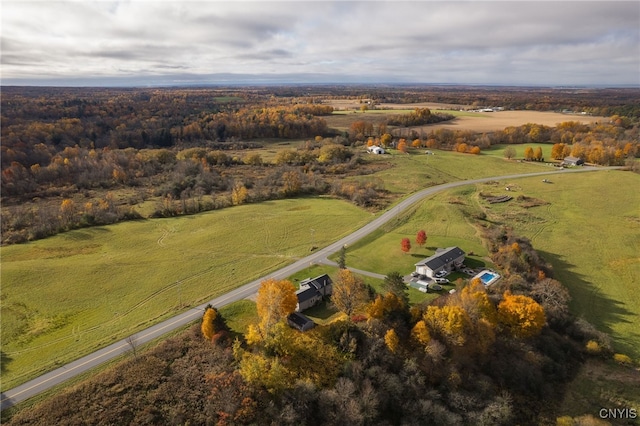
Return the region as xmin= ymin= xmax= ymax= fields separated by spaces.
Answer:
xmin=539 ymin=249 xmax=640 ymax=358
xmin=1 ymin=351 xmax=12 ymax=375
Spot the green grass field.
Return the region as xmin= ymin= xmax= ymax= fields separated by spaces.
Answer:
xmin=475 ymin=170 xmax=640 ymax=359
xmin=0 ymin=197 xmax=371 ymax=390
xmin=482 ymin=143 xmax=556 ymax=160
xmin=358 ymin=148 xmax=550 ymax=195
xmin=342 ymin=168 xmax=640 ymax=360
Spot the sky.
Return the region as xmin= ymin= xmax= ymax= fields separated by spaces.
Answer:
xmin=1 ymin=1 xmax=639 ymax=87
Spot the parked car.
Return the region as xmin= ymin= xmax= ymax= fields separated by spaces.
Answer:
xmin=434 ymin=270 xmax=448 ymax=278
xmin=434 ymin=278 xmax=449 ymax=284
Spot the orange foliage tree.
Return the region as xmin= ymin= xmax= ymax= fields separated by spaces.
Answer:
xmin=401 ymin=238 xmax=411 ymax=253
xmin=416 ymin=230 xmax=427 ymax=247
xmin=397 ymin=139 xmax=408 ymax=153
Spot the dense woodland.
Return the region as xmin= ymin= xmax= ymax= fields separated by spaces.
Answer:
xmin=1 ymin=86 xmax=639 ymax=245
xmin=5 ymin=221 xmax=630 ymax=426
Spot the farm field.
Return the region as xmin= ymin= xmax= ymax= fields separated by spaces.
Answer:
xmin=324 ymin=100 xmax=602 ymax=133
xmin=342 ymin=169 xmax=640 ymax=359
xmin=356 ymin=147 xmax=552 ymax=195
xmin=0 ymin=197 xmax=372 ymax=390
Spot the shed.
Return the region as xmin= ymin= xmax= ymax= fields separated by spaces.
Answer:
xmin=563 ymin=156 xmax=584 ymax=166
xmin=287 ymin=312 xmax=315 ymax=332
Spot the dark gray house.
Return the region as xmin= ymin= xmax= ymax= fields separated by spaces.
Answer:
xmin=295 ymin=274 xmax=333 ymax=312
xmin=415 ymin=247 xmax=466 ymax=278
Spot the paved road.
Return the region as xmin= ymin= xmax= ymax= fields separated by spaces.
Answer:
xmin=0 ymin=166 xmax=616 ymax=410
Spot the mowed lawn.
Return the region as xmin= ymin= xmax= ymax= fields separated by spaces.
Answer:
xmin=0 ymin=197 xmax=372 ymax=390
xmin=341 ymin=185 xmax=491 ymax=277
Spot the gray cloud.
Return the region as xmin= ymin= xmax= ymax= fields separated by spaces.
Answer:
xmin=1 ymin=1 xmax=638 ymax=86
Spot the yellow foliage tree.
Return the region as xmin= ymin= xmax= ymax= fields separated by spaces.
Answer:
xmin=256 ymin=279 xmax=298 ymax=338
xmin=366 ymin=292 xmax=405 ymax=319
xmin=411 ymin=320 xmax=431 ymax=346
xmin=384 ymin=329 xmax=400 ymax=353
xmin=457 ymin=279 xmax=497 ymax=324
xmin=201 ymin=307 xmax=217 ymax=341
xmin=331 ymin=269 xmax=368 ymax=318
xmin=497 ymin=292 xmax=546 ymax=338
xmin=231 ymin=182 xmax=248 ymax=205
xmin=423 ymin=305 xmax=471 ymax=346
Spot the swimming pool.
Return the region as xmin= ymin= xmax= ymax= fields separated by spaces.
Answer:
xmin=472 ymin=270 xmax=501 ymax=286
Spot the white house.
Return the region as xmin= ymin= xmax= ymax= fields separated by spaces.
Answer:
xmin=415 ymin=247 xmax=466 ymax=278
xmin=367 ymin=146 xmax=385 ymax=155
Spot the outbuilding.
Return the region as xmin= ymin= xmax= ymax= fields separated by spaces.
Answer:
xmin=562 ymin=156 xmax=584 ymax=166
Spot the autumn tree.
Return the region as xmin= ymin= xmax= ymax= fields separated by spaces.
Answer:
xmin=255 ymin=278 xmax=298 ymax=339
xmin=384 ymin=329 xmax=400 ymax=353
xmin=380 ymin=133 xmax=392 ymax=148
xmin=503 ymin=145 xmax=516 ymax=159
xmin=231 ymin=182 xmax=248 ymax=205
xmin=533 ymin=146 xmax=543 ymax=161
xmin=367 ymin=292 xmax=405 ymax=320
xmin=423 ymin=305 xmax=471 ymax=346
xmin=497 ymin=292 xmax=546 ymax=338
xmin=411 ymin=138 xmax=422 ymax=148
xmin=331 ymin=269 xmax=368 ymax=318
xmin=523 ymin=146 xmax=534 ymax=161
xmin=60 ymin=198 xmax=76 ymax=227
xmin=551 ymin=143 xmax=566 ymax=160
xmin=201 ymin=307 xmax=218 ymax=341
xmin=416 ymin=230 xmax=427 ymax=248
xmin=469 ymin=146 xmax=481 ymax=155
xmin=397 ymin=139 xmax=408 ymax=153
xmin=401 ymin=238 xmax=411 ymax=253
xmin=411 ymin=320 xmax=431 ymax=347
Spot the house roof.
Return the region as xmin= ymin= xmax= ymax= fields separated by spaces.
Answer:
xmin=415 ymin=247 xmax=466 ymax=270
xmin=564 ymin=156 xmax=583 ymax=163
xmin=288 ymin=312 xmax=314 ymax=329
xmin=296 ymin=286 xmax=321 ymax=303
xmin=300 ymin=274 xmax=333 ymax=291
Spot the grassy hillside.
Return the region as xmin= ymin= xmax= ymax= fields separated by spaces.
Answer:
xmin=476 ymin=170 xmax=640 ymax=359
xmin=0 ymin=197 xmax=371 ymax=390
xmin=341 ymin=168 xmax=640 ymax=359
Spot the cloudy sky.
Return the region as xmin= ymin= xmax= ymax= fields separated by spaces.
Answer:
xmin=2 ymin=1 xmax=639 ymax=87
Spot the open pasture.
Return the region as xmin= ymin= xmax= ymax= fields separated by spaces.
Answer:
xmin=0 ymin=197 xmax=371 ymax=390
xmin=338 ymin=168 xmax=640 ymax=359
xmin=477 ymin=170 xmax=640 ymax=359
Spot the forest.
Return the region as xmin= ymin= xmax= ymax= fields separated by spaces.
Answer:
xmin=1 ymin=85 xmax=639 ymax=245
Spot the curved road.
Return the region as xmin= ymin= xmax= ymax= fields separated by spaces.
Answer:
xmin=0 ymin=166 xmax=616 ymax=410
